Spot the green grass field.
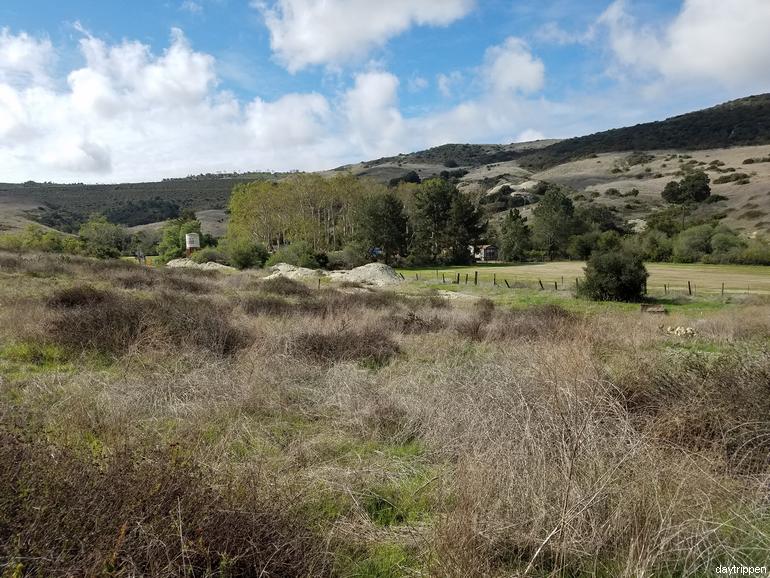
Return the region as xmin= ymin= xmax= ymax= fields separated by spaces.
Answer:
xmin=399 ymin=261 xmax=770 ymax=295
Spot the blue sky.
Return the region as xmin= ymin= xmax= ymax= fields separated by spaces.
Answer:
xmin=1 ymin=0 xmax=769 ymax=182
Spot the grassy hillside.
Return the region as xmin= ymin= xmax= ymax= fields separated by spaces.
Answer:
xmin=0 ymin=173 xmax=289 ymax=233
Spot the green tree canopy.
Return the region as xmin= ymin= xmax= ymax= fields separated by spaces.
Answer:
xmin=356 ymin=192 xmax=408 ymax=265
xmin=579 ymin=250 xmax=649 ymax=302
xmin=499 ymin=208 xmax=531 ymax=261
xmin=531 ymin=187 xmax=577 ymax=259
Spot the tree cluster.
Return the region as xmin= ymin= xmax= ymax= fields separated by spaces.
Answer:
xmin=225 ymin=175 xmax=485 ymax=267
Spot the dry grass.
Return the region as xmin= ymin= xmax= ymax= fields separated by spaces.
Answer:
xmin=1 ymin=251 xmax=769 ymax=577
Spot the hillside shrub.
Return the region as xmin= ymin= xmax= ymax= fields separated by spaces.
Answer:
xmin=579 ymin=250 xmax=648 ymax=302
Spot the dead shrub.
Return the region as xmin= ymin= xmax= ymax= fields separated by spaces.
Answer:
xmin=320 ymin=289 xmax=403 ymax=314
xmin=110 ymin=270 xmax=158 ymax=289
xmin=451 ymin=298 xmax=497 ymax=341
xmin=290 ymin=326 xmax=399 ymax=365
xmin=160 ymin=272 xmax=211 ymax=294
xmin=610 ymin=349 xmax=770 ymax=473
xmin=0 ymin=253 xmax=22 ymax=272
xmin=488 ymin=304 xmax=579 ymax=341
xmin=0 ymin=433 xmax=329 ymax=577
xmin=46 ymin=284 xmax=113 ymax=308
xmin=43 ymin=287 xmax=249 ymax=356
xmin=260 ymin=276 xmax=313 ymax=297
xmin=390 ymin=310 xmax=446 ymax=334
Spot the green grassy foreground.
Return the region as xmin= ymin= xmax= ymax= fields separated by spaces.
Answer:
xmin=1 ymin=251 xmax=769 ymax=577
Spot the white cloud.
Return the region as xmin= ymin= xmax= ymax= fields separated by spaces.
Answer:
xmin=599 ymin=0 xmax=770 ymax=92
xmin=343 ymin=71 xmax=405 ymax=156
xmin=535 ymin=21 xmax=595 ymax=45
xmin=0 ymin=28 xmax=346 ymax=181
xmin=257 ymin=0 xmax=474 ymax=72
xmin=407 ymin=75 xmax=428 ymax=93
xmin=0 ymin=27 xmax=54 ymax=86
xmin=482 ymin=37 xmax=545 ymax=95
xmin=180 ymin=1 xmax=203 ymax=14
xmin=516 ymin=128 xmax=546 ymax=142
xmin=246 ymin=92 xmax=331 ymax=147
xmin=0 ymin=23 xmax=685 ymax=184
xmin=437 ymin=71 xmax=463 ymax=98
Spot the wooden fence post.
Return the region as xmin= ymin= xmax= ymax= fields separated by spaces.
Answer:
xmin=442 ymin=273 xmax=446 ymax=284
xmin=493 ymin=273 xmax=497 ymax=286
xmin=539 ymin=279 xmax=544 ymax=290
xmin=465 ymin=273 xmax=468 ymax=285
xmin=474 ymin=271 xmax=478 ymax=286
xmin=688 ymin=281 xmax=692 ymax=296
xmin=554 ymin=281 xmax=558 ymax=291
xmin=456 ymin=273 xmax=460 ymax=284
xmin=505 ymin=279 xmax=510 ymax=289
xmin=721 ymin=282 xmax=724 ymax=296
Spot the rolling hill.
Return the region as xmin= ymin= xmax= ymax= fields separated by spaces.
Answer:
xmin=3 ymin=94 xmax=770 ymax=236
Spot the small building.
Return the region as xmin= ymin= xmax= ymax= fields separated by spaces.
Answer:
xmin=469 ymin=244 xmax=498 ymax=262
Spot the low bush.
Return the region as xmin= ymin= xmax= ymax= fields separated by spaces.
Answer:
xmin=290 ymin=326 xmax=399 ymax=365
xmin=43 ymin=286 xmax=248 ymax=356
xmin=0 ymin=435 xmax=328 ymax=577
xmin=579 ymin=250 xmax=648 ymax=301
xmin=259 ymin=276 xmax=313 ymax=297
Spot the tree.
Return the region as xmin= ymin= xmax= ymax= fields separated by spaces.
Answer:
xmin=680 ymin=170 xmax=711 ymax=202
xmin=499 ymin=209 xmax=531 ymax=261
xmin=78 ymin=216 xmax=130 ymax=259
xmin=638 ymin=230 xmax=673 ymax=262
xmin=447 ymin=193 xmax=484 ymax=264
xmin=410 ymin=178 xmax=456 ymax=263
xmin=531 ymin=187 xmax=577 ymax=259
xmin=579 ymin=250 xmax=649 ymax=302
xmin=158 ymin=214 xmax=203 ymax=262
xmin=356 ymin=192 xmax=408 ymax=264
xmin=662 ymin=170 xmax=711 ymax=204
xmin=411 ymin=178 xmax=483 ymax=265
xmin=661 ymin=180 xmax=685 ymax=203
xmin=672 ymin=224 xmax=713 ymax=262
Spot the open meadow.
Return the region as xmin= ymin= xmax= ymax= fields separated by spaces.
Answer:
xmin=400 ymin=262 xmax=770 ymax=296
xmin=1 ymin=251 xmax=770 ymax=577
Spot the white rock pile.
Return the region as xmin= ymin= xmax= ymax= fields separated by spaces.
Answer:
xmin=266 ymin=262 xmax=404 ymax=287
xmin=666 ymin=326 xmax=697 ymax=338
xmin=265 ymin=263 xmax=324 ymax=280
xmin=165 ymin=258 xmax=236 ymax=272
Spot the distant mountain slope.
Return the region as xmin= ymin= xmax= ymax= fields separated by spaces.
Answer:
xmin=358 ymin=140 xmax=560 ymax=169
xmin=520 ymin=94 xmax=770 ymax=169
xmin=357 ymin=94 xmax=770 ymax=173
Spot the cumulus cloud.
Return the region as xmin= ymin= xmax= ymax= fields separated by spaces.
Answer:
xmin=257 ymin=0 xmax=474 ymax=71
xmin=437 ymin=71 xmax=463 ymax=98
xmin=0 ymin=27 xmax=54 ymax=86
xmin=535 ymin=21 xmax=595 ymax=46
xmin=482 ymin=37 xmax=545 ymax=95
xmin=0 ymin=26 xmax=562 ymax=182
xmin=0 ymin=27 xmax=347 ymax=181
xmin=343 ymin=71 xmax=405 ymax=156
xmin=599 ymin=0 xmax=770 ymax=91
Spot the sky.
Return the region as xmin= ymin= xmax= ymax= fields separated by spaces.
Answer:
xmin=1 ymin=0 xmax=770 ymax=183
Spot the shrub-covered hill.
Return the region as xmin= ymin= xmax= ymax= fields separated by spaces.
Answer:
xmin=520 ymin=94 xmax=770 ymax=170
xmin=357 ymin=94 xmax=770 ymax=174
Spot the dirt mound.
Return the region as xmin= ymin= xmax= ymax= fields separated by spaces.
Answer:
xmin=328 ymin=263 xmax=404 ymax=287
xmin=265 ymin=263 xmax=325 ymax=280
xmin=165 ymin=258 xmax=236 ymax=272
